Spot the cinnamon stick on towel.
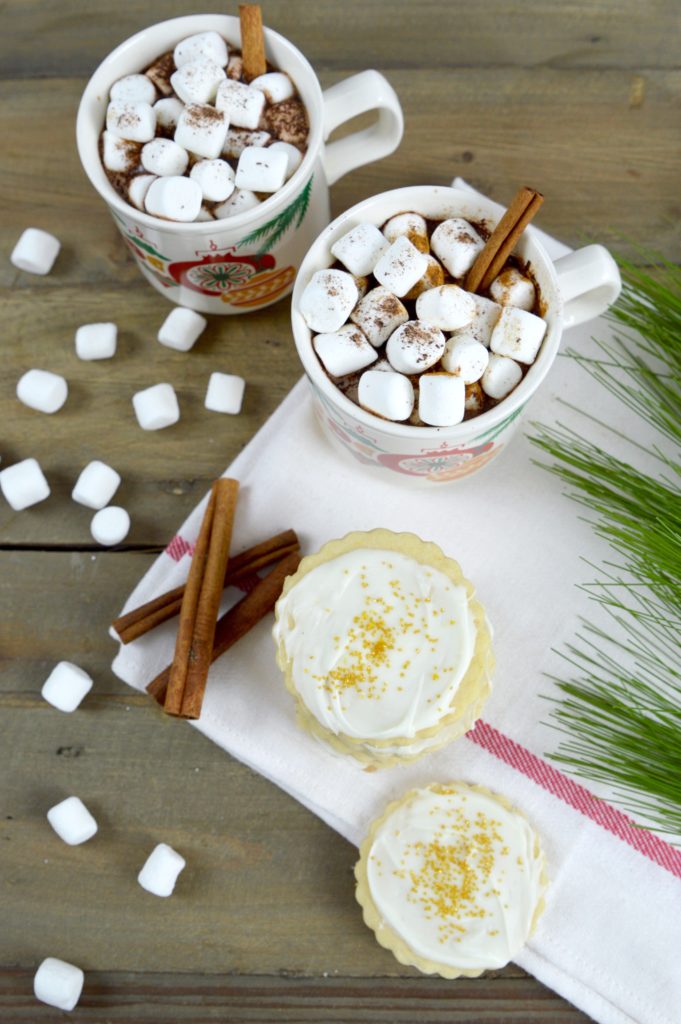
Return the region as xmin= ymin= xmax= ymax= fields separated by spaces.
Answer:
xmin=465 ymin=186 xmax=544 ymax=294
xmin=240 ymin=4 xmax=267 ymax=81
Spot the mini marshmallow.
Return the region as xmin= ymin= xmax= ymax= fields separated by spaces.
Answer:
xmin=354 ymin=275 xmax=369 ymax=300
xmin=465 ymin=381 xmax=485 ymax=414
xmin=415 ymin=284 xmax=476 ymax=331
xmin=490 ymin=306 xmax=547 ymax=364
xmin=441 ymin=336 xmax=490 ymax=384
xmin=386 ymin=321 xmax=446 ymax=374
xmin=382 ymin=212 xmax=429 ymax=253
xmin=431 ymin=218 xmax=485 ymax=278
xmin=299 ymin=269 xmax=359 ymax=333
xmin=189 ymin=159 xmax=235 ymax=202
xmin=195 ymin=206 xmax=214 ymax=222
xmin=174 ymin=31 xmax=229 ymax=69
xmin=145 ymin=55 xmax=175 ymax=97
xmin=373 ymin=236 xmax=429 ymax=298
xmin=313 ymin=325 xmax=377 ymax=377
xmin=235 ymin=146 xmax=287 ymax=192
xmin=204 ymin=372 xmax=246 ymax=414
xmin=226 ymin=54 xmax=243 ymax=80
xmin=350 ymin=286 xmax=409 ymax=347
xmin=267 ymin=141 xmax=303 ymax=179
xmin=106 ymin=100 xmax=156 ymax=143
xmin=128 ymin=174 xmax=157 ymax=211
xmin=0 ymin=458 xmax=50 ymax=510
xmin=145 ymin=176 xmax=202 ymax=222
xmin=158 ymin=306 xmax=207 ymax=352
xmin=75 ymin=322 xmax=117 ymax=361
xmin=170 ymin=59 xmax=226 ymax=106
xmin=72 ymin=460 xmax=121 ymax=509
xmin=175 ymin=103 xmax=228 ymax=159
xmin=481 ymin=353 xmax=523 ymax=400
xmin=358 ymin=369 xmax=414 ymax=422
xmin=132 ymin=382 xmax=180 ymax=430
xmin=17 ymin=369 xmax=68 ymax=414
xmin=10 ymin=228 xmax=61 ymax=276
xmin=418 ymin=373 xmax=466 ymax=427
xmin=404 ymin=254 xmax=445 ymax=299
xmin=138 ymin=842 xmax=186 ymax=897
xmin=450 ymin=293 xmax=502 ymax=348
xmin=154 ymin=97 xmax=185 ymax=131
xmin=47 ymin=796 xmax=98 ymax=846
xmin=216 ymin=79 xmax=266 ymax=130
xmin=331 ymin=223 xmax=389 ymax=277
xmin=221 ymin=128 xmax=270 ymax=158
xmin=251 ymin=71 xmax=295 ymax=103
xmin=110 ymin=74 xmax=157 ymax=105
xmin=34 ymin=958 xmax=84 ymax=1012
xmin=490 ymin=266 xmax=536 ymax=311
xmin=141 ymin=138 xmax=189 ymax=176
xmin=213 ymin=189 xmax=261 ymax=218
xmin=102 ymin=131 xmax=141 ymax=172
xmin=90 ymin=506 xmax=131 ymax=546
xmin=41 ymin=661 xmax=93 ymax=713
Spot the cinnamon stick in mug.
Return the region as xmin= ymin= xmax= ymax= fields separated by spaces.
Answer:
xmin=240 ymin=4 xmax=267 ymax=80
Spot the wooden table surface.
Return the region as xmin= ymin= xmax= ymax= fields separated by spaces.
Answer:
xmin=1 ymin=2 xmax=678 ymax=1020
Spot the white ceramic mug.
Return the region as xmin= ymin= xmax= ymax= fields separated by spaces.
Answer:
xmin=76 ymin=15 xmax=403 ymax=314
xmin=291 ymin=185 xmax=621 ymax=484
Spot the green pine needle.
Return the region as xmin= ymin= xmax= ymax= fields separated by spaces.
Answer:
xmin=528 ymin=253 xmax=681 ymax=840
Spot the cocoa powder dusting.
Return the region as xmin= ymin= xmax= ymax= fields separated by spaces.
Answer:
xmin=266 ymin=99 xmax=309 ymax=147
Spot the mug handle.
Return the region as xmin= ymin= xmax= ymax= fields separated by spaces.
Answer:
xmin=552 ymin=245 xmax=621 ymax=328
xmin=321 ymin=70 xmax=403 ymax=186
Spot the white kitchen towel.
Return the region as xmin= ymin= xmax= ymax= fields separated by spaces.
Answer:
xmin=112 ymin=182 xmax=681 ymax=1024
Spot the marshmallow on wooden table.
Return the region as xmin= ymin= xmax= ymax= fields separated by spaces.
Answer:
xmin=34 ymin=958 xmax=84 ymax=1012
xmin=145 ymin=176 xmax=202 ymax=222
xmin=373 ymin=235 xmax=429 ymax=297
xmin=141 ymin=138 xmax=189 ymax=177
xmin=175 ymin=103 xmax=228 ymax=159
xmin=0 ymin=458 xmax=50 ymax=510
xmin=350 ymin=286 xmax=408 ymax=347
xmin=72 ymin=460 xmax=121 ymax=509
xmin=382 ymin=212 xmax=429 ymax=253
xmin=216 ymin=80 xmax=266 ymax=130
xmin=128 ymin=174 xmax=157 ymax=211
xmin=41 ymin=661 xmax=93 ymax=712
xmin=102 ymin=131 xmax=141 ymax=173
xmin=415 ymin=284 xmax=476 ymax=331
xmin=441 ymin=335 xmax=489 ymax=383
xmin=299 ymin=269 xmax=359 ymax=333
xmin=313 ymin=324 xmax=377 ymax=377
xmin=221 ymin=128 xmax=270 ymax=158
xmin=170 ymin=59 xmax=226 ymax=105
xmin=482 ymin=353 xmax=523 ymax=400
xmin=10 ymin=228 xmax=61 ymax=276
xmin=213 ymin=189 xmax=261 ymax=218
xmin=490 ymin=306 xmax=547 ymax=364
xmin=267 ymin=141 xmax=303 ymax=179
xmin=251 ymin=72 xmax=295 ymax=103
xmin=106 ymin=100 xmax=156 ymax=142
xmin=331 ymin=222 xmax=389 ymax=277
xmin=431 ymin=217 xmax=485 ymax=278
xmin=235 ymin=146 xmax=288 ymax=192
xmin=91 ymin=506 xmax=131 ymax=546
xmin=189 ymin=159 xmax=235 ymax=202
xmin=17 ymin=369 xmax=68 ymax=413
xmin=386 ymin=321 xmax=446 ymax=374
xmin=75 ymin=322 xmax=117 ymax=360
xmin=138 ymin=842 xmax=186 ymax=897
xmin=110 ymin=73 xmax=157 ymax=105
xmin=418 ymin=372 xmax=466 ymax=426
xmin=154 ymin=97 xmax=185 ymax=131
xmin=132 ymin=382 xmax=180 ymax=430
xmin=158 ymin=306 xmax=207 ymax=351
xmin=205 ymin=372 xmax=246 ymax=414
xmin=404 ymin=254 xmax=445 ymax=299
xmin=47 ymin=796 xmax=98 ymax=846
xmin=174 ymin=31 xmax=229 ymax=69
xmin=358 ymin=369 xmax=414 ymax=421
xmin=490 ymin=266 xmax=536 ymax=311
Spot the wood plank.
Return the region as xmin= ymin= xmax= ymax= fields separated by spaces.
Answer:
xmin=1 ymin=0 xmax=677 ymax=78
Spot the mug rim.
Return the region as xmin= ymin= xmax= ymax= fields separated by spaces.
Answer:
xmin=75 ymin=13 xmax=323 ymax=234
xmin=291 ymin=184 xmax=564 ymax=441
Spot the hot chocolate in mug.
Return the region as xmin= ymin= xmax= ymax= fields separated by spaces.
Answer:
xmin=76 ymin=14 xmax=403 ymax=314
xmin=291 ymin=184 xmax=622 ymax=485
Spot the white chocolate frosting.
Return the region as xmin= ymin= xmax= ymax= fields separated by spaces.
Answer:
xmin=364 ymin=784 xmax=546 ymax=972
xmin=274 ymin=548 xmax=476 ymax=741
